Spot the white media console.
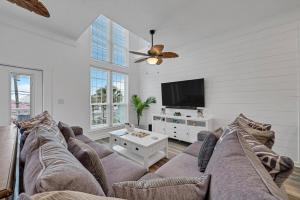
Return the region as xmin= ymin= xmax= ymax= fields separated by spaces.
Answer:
xmin=152 ymin=114 xmax=213 ymax=143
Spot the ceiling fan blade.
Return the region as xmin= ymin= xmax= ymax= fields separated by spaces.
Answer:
xmin=129 ymin=51 xmax=149 ymax=56
xmin=148 ymin=44 xmax=164 ymax=56
xmin=161 ymin=52 xmax=179 ymax=58
xmin=156 ymin=57 xmax=163 ymax=65
xmin=135 ymin=57 xmax=149 ymax=63
xmin=7 ymin=0 xmax=50 ymax=18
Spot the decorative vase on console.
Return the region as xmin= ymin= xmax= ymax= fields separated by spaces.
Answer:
xmin=197 ymin=108 xmax=204 ymax=118
xmin=161 ymin=107 xmax=166 ymax=115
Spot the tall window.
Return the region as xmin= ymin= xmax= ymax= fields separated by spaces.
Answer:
xmin=90 ymin=67 xmax=128 ymax=129
xmin=91 ymin=15 xmax=129 ymax=67
xmin=90 ymin=68 xmax=109 ymax=128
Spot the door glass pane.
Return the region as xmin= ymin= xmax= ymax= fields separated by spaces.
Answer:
xmin=11 ymin=74 xmax=31 ymax=122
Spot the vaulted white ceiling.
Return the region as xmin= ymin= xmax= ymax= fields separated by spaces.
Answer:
xmin=1 ymin=0 xmax=300 ymax=47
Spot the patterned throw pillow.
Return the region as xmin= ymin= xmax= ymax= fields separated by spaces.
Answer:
xmin=240 ymin=131 xmax=294 ymax=187
xmin=231 ymin=114 xmax=275 ymax=149
xmin=16 ymin=111 xmax=51 ymax=135
xmin=237 ymin=113 xmax=271 ymax=131
xmin=68 ymin=138 xmax=109 ymax=195
xmin=112 ymin=175 xmax=211 ymax=200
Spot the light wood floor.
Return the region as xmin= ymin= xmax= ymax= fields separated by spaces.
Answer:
xmin=97 ymin=138 xmax=300 ymax=200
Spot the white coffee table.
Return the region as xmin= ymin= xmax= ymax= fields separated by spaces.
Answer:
xmin=109 ymin=128 xmax=168 ymax=171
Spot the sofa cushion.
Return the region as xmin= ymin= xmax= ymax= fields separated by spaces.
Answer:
xmin=111 ymin=175 xmax=211 ymax=200
xmin=233 ymin=114 xmax=274 ymax=148
xmin=205 ymin=129 xmax=288 ymax=200
xmin=198 ymin=133 xmax=218 ymax=172
xmin=183 ymin=141 xmax=203 ymax=157
xmin=75 ymin=134 xmax=93 ymax=144
xmin=58 ymin=121 xmax=76 ymax=142
xmin=101 ymin=153 xmax=147 ymax=195
xmin=20 ymin=121 xmax=67 ymax=164
xmin=18 ymin=191 xmax=124 ymax=200
xmin=68 ymin=138 xmax=109 ymax=195
xmin=240 ymin=131 xmax=294 ymax=187
xmin=24 ymin=142 xmax=104 ymax=196
xmin=86 ymin=141 xmax=114 ymax=159
xmin=156 ymin=153 xmax=203 ymax=178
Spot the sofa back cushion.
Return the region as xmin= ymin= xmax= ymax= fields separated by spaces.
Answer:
xmin=68 ymin=138 xmax=109 ymax=195
xmin=205 ymin=130 xmax=288 ymax=200
xmin=20 ymin=121 xmax=67 ymax=164
xmin=23 ymin=142 xmax=104 ymax=196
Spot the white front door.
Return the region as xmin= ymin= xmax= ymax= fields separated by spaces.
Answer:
xmin=0 ymin=65 xmax=43 ymax=126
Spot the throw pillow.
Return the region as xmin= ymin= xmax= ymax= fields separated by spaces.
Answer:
xmin=68 ymin=138 xmax=109 ymax=195
xmin=112 ymin=175 xmax=211 ymax=200
xmin=237 ymin=113 xmax=272 ymax=131
xmin=231 ymin=114 xmax=275 ymax=149
xmin=18 ymin=191 xmax=124 ymax=200
xmin=71 ymin=126 xmax=84 ymax=136
xmin=198 ymin=133 xmax=218 ymax=172
xmin=16 ymin=111 xmax=51 ymax=136
xmin=240 ymin=131 xmax=294 ymax=187
xmin=58 ymin=121 xmax=76 ymax=142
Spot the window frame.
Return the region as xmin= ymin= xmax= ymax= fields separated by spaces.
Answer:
xmin=91 ymin=15 xmax=129 ymax=68
xmin=89 ymin=66 xmax=129 ymax=130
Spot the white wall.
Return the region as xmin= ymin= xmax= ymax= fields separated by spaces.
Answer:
xmin=0 ymin=21 xmax=145 ymax=139
xmin=138 ymin=19 xmax=300 ymax=165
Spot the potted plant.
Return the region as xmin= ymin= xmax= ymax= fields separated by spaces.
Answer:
xmin=131 ymin=95 xmax=156 ymax=127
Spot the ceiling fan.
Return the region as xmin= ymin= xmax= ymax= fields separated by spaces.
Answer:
xmin=130 ymin=30 xmax=179 ymax=65
xmin=6 ymin=0 xmax=50 ymax=18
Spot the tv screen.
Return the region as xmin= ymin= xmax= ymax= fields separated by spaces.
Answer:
xmin=161 ymin=79 xmax=205 ymax=108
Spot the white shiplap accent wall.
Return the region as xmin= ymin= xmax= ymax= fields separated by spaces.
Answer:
xmin=138 ymin=21 xmax=300 ymax=164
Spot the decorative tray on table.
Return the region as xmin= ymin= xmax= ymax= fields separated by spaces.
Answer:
xmin=131 ymin=131 xmax=150 ymax=138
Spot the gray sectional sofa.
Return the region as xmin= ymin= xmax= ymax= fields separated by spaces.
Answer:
xmin=18 ymin=117 xmax=290 ymax=200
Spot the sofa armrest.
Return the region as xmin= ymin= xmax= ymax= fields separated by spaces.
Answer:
xmin=71 ymin=126 xmax=83 ymax=136
xmin=197 ymin=131 xmax=212 ymax=141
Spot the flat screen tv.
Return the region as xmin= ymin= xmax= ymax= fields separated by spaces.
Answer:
xmin=161 ymin=78 xmax=205 ymax=109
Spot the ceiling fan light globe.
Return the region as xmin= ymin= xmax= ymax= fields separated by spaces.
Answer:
xmin=147 ymin=57 xmax=158 ymax=65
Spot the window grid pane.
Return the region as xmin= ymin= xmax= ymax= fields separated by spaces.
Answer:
xmin=90 ymin=67 xmax=109 ymax=127
xmin=92 ymin=16 xmax=109 ymax=62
